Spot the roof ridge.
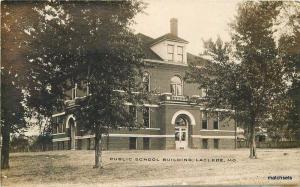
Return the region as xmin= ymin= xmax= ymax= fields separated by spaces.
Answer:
xmin=150 ymin=33 xmax=189 ymax=46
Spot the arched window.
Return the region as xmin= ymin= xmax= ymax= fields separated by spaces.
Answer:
xmin=170 ymin=75 xmax=183 ymax=96
xmin=175 ymin=116 xmax=188 ymax=126
xmin=142 ymin=72 xmax=150 ymax=92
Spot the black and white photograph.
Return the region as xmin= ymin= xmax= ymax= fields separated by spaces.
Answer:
xmin=1 ymin=0 xmax=300 ymax=186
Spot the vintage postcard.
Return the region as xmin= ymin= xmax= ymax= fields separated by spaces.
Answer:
xmin=1 ymin=0 xmax=299 ymax=186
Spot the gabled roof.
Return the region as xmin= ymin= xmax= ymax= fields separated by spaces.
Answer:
xmin=136 ymin=33 xmax=163 ymax=60
xmin=136 ymin=33 xmax=207 ymax=65
xmin=150 ymin=33 xmax=189 ymax=46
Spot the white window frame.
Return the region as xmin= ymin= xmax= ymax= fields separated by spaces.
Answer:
xmin=202 ymin=88 xmax=207 ymax=97
xmin=143 ymin=107 xmax=151 ymax=128
xmin=177 ymin=46 xmax=183 ymax=62
xmin=129 ymin=106 xmax=138 ymax=122
xmin=142 ymin=72 xmax=150 ymax=92
xmin=170 ymin=75 xmax=183 ymax=96
xmin=129 ymin=137 xmax=137 ymax=150
xmin=213 ymin=112 xmax=219 ymax=130
xmin=86 ymin=82 xmax=90 ymax=96
xmin=61 ymin=122 xmax=64 ymax=133
xmin=167 ymin=44 xmax=174 ymax=61
xmin=71 ymin=83 xmax=78 ymax=100
xmin=56 ymin=117 xmax=60 ymax=133
xmin=201 ymin=112 xmax=208 ymax=129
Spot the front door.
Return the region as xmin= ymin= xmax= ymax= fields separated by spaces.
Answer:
xmin=175 ymin=127 xmax=188 ymax=149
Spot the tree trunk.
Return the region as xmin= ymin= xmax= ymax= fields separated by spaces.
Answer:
xmin=249 ymin=120 xmax=257 ymax=159
xmin=93 ymin=132 xmax=103 ymax=168
xmin=234 ymin=110 xmax=237 ymax=149
xmin=1 ymin=126 xmax=10 ymax=169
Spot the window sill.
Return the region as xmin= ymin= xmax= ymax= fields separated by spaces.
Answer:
xmin=52 ymin=133 xmax=66 ymax=135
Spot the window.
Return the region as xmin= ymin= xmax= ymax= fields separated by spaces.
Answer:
xmin=129 ymin=106 xmax=137 ymax=122
xmin=142 ymin=72 xmax=150 ymax=92
xmin=202 ymin=88 xmax=208 ymax=97
xmin=129 ymin=137 xmax=137 ymax=149
xmin=202 ymin=139 xmax=208 ymax=149
xmin=56 ymin=124 xmax=60 ymax=133
xmin=60 ymin=123 xmax=64 ymax=133
xmin=177 ymin=46 xmax=183 ymax=62
xmin=52 ymin=123 xmax=57 ymax=134
xmin=213 ymin=121 xmax=219 ymax=129
xmin=175 ymin=128 xmax=180 ymax=141
xmin=170 ymin=76 xmax=183 ymax=96
xmin=175 ymin=116 xmax=188 ymax=126
xmin=202 ymin=120 xmax=208 ymax=129
xmin=56 ymin=117 xmax=65 ymax=133
xmin=181 ymin=129 xmax=186 ymax=141
xmin=143 ymin=138 xmax=150 ymax=150
xmin=213 ymin=113 xmax=219 ymax=130
xmin=143 ymin=107 xmax=150 ymax=128
xmin=202 ymin=112 xmax=208 ymax=129
xmin=86 ymin=82 xmax=90 ymax=96
xmin=214 ymin=139 xmax=219 ymax=149
xmin=55 ymin=117 xmax=61 ymax=133
xmin=62 ymin=119 xmax=66 ymax=132
xmin=71 ymin=83 xmax=78 ymax=100
xmin=167 ymin=44 xmax=174 ymax=61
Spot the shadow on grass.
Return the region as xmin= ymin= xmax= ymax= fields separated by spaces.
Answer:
xmin=12 ymin=154 xmax=68 ymax=160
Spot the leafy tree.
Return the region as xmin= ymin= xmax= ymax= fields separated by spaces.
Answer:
xmin=186 ymin=1 xmax=296 ymax=158
xmin=1 ymin=71 xmax=26 ymax=168
xmin=277 ymin=2 xmax=300 ymax=140
xmin=1 ymin=2 xmax=34 ymax=169
xmin=23 ymin=1 xmax=145 ymax=168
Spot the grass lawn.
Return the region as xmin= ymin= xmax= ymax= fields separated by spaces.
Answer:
xmin=1 ymin=148 xmax=300 ymax=186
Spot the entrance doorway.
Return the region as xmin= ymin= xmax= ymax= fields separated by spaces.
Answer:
xmin=175 ymin=115 xmax=189 ymax=149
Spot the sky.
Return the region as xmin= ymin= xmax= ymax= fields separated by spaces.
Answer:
xmin=132 ymin=0 xmax=241 ymax=55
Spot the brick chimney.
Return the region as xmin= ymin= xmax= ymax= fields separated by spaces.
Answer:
xmin=170 ymin=18 xmax=178 ymax=36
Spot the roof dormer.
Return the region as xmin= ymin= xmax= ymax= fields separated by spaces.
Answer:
xmin=150 ymin=18 xmax=189 ymax=64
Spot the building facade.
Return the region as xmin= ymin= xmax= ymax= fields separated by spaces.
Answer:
xmin=51 ymin=18 xmax=236 ymax=150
